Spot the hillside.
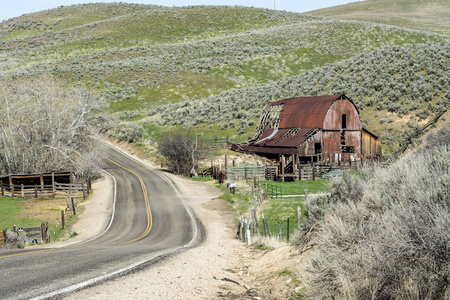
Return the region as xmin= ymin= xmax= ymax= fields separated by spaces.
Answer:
xmin=0 ymin=3 xmax=448 ymax=154
xmin=306 ymin=0 xmax=450 ymax=36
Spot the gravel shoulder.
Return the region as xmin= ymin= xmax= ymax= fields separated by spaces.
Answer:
xmin=61 ymin=141 xmax=299 ymax=299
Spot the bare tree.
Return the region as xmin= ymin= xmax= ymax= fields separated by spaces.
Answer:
xmin=0 ymin=76 xmax=105 ymax=176
xmin=158 ymin=131 xmax=204 ymax=176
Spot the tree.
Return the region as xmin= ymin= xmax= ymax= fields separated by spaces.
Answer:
xmin=0 ymin=76 xmax=105 ymax=176
xmin=158 ymin=131 xmax=203 ymax=176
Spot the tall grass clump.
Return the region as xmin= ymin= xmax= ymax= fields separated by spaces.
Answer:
xmin=299 ymin=146 xmax=450 ymax=299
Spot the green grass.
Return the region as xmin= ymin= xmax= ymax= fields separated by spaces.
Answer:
xmin=259 ymin=196 xmax=308 ymax=240
xmin=0 ymin=197 xmax=39 ymax=230
xmin=190 ymin=176 xmax=215 ymax=182
xmin=262 ymin=179 xmax=330 ymax=196
xmin=219 ymin=188 xmax=254 ymax=215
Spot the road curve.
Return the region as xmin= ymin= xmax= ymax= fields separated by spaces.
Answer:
xmin=0 ymin=143 xmax=203 ymax=300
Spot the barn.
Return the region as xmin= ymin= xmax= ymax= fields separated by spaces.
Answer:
xmin=232 ymin=94 xmax=381 ymax=163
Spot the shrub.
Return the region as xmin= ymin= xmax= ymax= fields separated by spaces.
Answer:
xmin=158 ymin=131 xmax=204 ymax=176
xmin=299 ymin=147 xmax=450 ymax=299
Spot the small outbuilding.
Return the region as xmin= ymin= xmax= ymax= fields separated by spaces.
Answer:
xmin=232 ymin=94 xmax=381 ymax=162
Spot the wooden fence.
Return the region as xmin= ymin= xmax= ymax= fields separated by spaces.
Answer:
xmin=0 ymin=181 xmax=90 ymax=199
xmin=226 ymin=166 xmax=266 ymax=181
xmin=0 ymin=230 xmax=3 ymax=248
xmin=200 ymin=136 xmax=233 ymax=148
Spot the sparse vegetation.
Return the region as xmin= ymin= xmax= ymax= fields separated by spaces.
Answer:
xmin=0 ymin=3 xmax=448 ymax=154
xmin=0 ymin=76 xmax=105 ymax=176
xmin=297 ymin=146 xmax=450 ymax=299
xmin=158 ymin=131 xmax=204 ymax=176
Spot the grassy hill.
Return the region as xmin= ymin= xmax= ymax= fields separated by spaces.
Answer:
xmin=306 ymin=0 xmax=450 ymax=36
xmin=0 ymin=3 xmax=448 ymax=154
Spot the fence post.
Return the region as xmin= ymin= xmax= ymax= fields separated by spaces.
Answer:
xmin=52 ymin=173 xmax=55 ymax=198
xmin=278 ymin=223 xmax=282 ymax=241
xmin=34 ymin=185 xmax=38 ymax=198
xmin=299 ymin=167 xmax=302 ymax=181
xmin=1 ymin=182 xmax=3 ymax=196
xmin=297 ymin=206 xmax=302 ymax=228
xmin=40 ymin=222 xmax=45 ymax=242
xmin=287 ymin=217 xmax=290 ymax=242
xmin=82 ymin=181 xmax=86 ymax=200
xmin=244 ymin=167 xmax=248 ymax=180
xmin=312 ymin=166 xmax=316 ymax=181
xmin=71 ymin=198 xmax=76 ymax=215
xmin=87 ymin=177 xmax=91 ymax=195
xmin=262 ymin=214 xmax=266 ymax=237
xmin=265 ymin=214 xmax=271 ymax=238
xmin=21 ymin=184 xmax=24 ymax=198
xmin=61 ymin=210 xmax=65 ymax=229
xmin=253 ymin=210 xmax=260 ymax=237
xmin=11 ymin=184 xmax=14 ymax=197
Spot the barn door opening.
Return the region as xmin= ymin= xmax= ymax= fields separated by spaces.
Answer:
xmin=342 ymin=114 xmax=347 ymax=129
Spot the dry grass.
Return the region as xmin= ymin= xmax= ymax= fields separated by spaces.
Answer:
xmin=297 ymin=145 xmax=450 ymax=299
xmin=307 ymin=0 xmax=450 ymax=35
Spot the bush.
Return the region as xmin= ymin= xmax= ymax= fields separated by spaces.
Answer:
xmin=300 ymin=146 xmax=450 ymax=299
xmin=158 ymin=131 xmax=204 ymax=176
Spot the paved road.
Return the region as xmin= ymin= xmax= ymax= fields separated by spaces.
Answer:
xmin=0 ymin=144 xmax=202 ymax=300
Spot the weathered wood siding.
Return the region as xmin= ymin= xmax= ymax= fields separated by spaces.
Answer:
xmin=297 ymin=131 xmax=321 ymax=156
xmin=362 ymin=130 xmax=382 ymax=157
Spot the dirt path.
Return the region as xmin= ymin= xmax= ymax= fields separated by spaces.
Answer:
xmin=60 ymin=142 xmax=299 ymax=299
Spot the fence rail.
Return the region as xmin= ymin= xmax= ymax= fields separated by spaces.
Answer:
xmin=0 ymin=181 xmax=90 ymax=199
xmin=200 ymin=136 xmax=233 ymax=147
xmin=226 ymin=166 xmax=266 ymax=180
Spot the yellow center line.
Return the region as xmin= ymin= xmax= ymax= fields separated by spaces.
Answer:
xmin=77 ymin=140 xmax=152 ymax=245
xmin=0 ymin=141 xmax=152 ymax=260
xmin=0 ymin=249 xmax=57 ymax=260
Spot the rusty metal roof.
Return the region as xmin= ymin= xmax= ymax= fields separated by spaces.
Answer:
xmin=238 ymin=128 xmax=313 ymax=155
xmin=238 ymin=145 xmax=299 ymax=155
xmin=270 ymin=94 xmax=346 ymax=129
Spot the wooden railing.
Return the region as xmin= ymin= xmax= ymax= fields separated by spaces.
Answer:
xmin=0 ymin=181 xmax=90 ymax=199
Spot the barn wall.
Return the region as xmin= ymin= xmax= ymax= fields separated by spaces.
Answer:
xmin=322 ymin=131 xmax=341 ymax=154
xmin=323 ymin=99 xmax=360 ymax=130
xmin=298 ymin=132 xmax=321 ymax=156
xmin=362 ymin=130 xmax=382 ymax=157
xmin=345 ymin=131 xmax=362 ymax=154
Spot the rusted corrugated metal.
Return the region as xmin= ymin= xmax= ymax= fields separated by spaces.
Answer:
xmin=239 ymin=145 xmax=299 ymax=155
xmin=254 ymin=128 xmax=311 ymax=148
xmin=232 ymin=94 xmax=381 ymax=159
xmin=323 ymin=100 xmax=361 ymax=130
xmin=270 ymin=95 xmax=353 ymax=129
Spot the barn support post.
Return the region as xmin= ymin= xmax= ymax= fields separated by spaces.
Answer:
xmin=21 ymin=184 xmax=24 ymax=198
xmin=281 ymin=155 xmax=285 ymax=182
